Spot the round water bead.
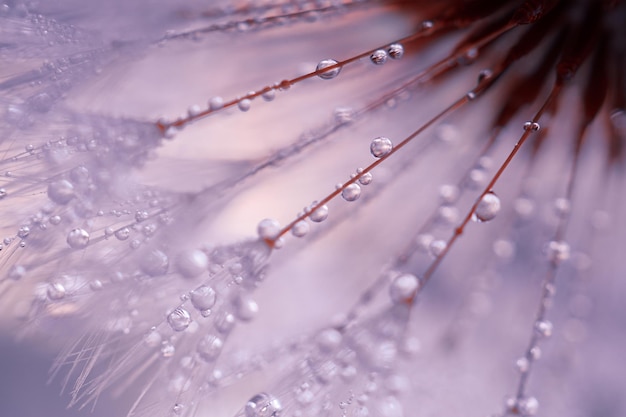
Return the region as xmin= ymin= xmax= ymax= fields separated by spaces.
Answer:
xmin=370 ymin=49 xmax=388 ymax=65
xmin=197 ymin=334 xmax=223 ymax=362
xmin=474 ymin=191 xmax=501 ymax=222
xmin=214 ymin=311 xmax=236 ymax=334
xmin=66 ymin=228 xmax=90 ymax=249
xmin=342 ymin=183 xmax=361 ymax=202
xmin=209 ymin=96 xmax=224 ymax=110
xmin=389 ymin=273 xmax=420 ymax=303
xmin=190 ymin=285 xmax=217 ymax=311
xmin=47 ymin=180 xmax=75 ymax=205
xmin=439 ymin=184 xmax=459 ymax=204
xmin=115 ymin=227 xmax=131 ymax=241
xmin=316 ymin=328 xmax=343 ymax=352
xmin=534 ymin=320 xmax=553 ymax=338
xmin=291 ymin=220 xmax=309 ymax=237
xmin=545 ymin=240 xmax=570 ymax=264
xmin=140 ymin=249 xmax=170 ymax=276
xmin=309 ymin=204 xmax=329 ymax=222
xmin=370 ymin=136 xmax=393 ymax=158
xmin=257 ymin=218 xmax=281 ymax=240
xmin=47 ymin=282 xmax=66 ymax=300
xmin=429 ymin=240 xmax=447 ymax=257
xmin=523 ymin=121 xmax=541 ymax=131
xmin=518 ymin=396 xmax=539 ymax=416
xmin=516 ymin=357 xmax=530 ymax=373
xmin=388 ymin=43 xmax=404 ymax=59
xmin=233 ymin=294 xmax=259 ymax=321
xmin=167 ymin=307 xmax=192 ymax=332
xmin=176 ymin=249 xmax=208 ymax=278
xmin=245 ymin=392 xmax=282 ymax=417
xmin=358 ymin=171 xmax=373 ymax=185
xmin=238 ymin=99 xmax=251 ymax=112
xmin=316 ymin=59 xmax=341 ymax=80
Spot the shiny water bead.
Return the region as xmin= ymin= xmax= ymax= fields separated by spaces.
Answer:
xmin=190 ymin=285 xmax=217 ymax=311
xmin=474 ymin=192 xmax=501 ymax=222
xmin=115 ymin=227 xmax=130 ymax=240
xmin=316 ymin=328 xmax=343 ymax=352
xmin=47 ymin=180 xmax=75 ymax=204
xmin=187 ymin=104 xmax=202 ymax=117
xmin=516 ymin=357 xmax=530 ymax=373
xmin=238 ymin=98 xmax=251 ymax=112
xmin=414 ymin=234 xmax=434 ymax=252
xmin=294 ymin=383 xmax=315 ymax=405
xmin=389 ymin=273 xmax=419 ymax=303
xmin=523 ymin=121 xmax=541 ymax=131
xmin=214 ymin=311 xmax=236 ymax=334
xmin=167 ymin=307 xmax=192 ymax=331
xmin=176 ymin=249 xmax=208 ymax=278
xmin=17 ymin=226 xmax=30 ymax=238
xmin=47 ymin=282 xmax=66 ymax=300
xmin=518 ymin=396 xmax=539 ymax=416
xmin=370 ymin=136 xmax=393 ymax=158
xmin=437 ymin=205 xmax=459 ymax=225
xmin=0 ymin=188 xmax=6 ymax=199
xmin=388 ymin=43 xmax=404 ymax=59
xmin=534 ymin=320 xmax=553 ymax=338
xmin=370 ymin=49 xmax=388 ymax=65
xmin=245 ymin=392 xmax=282 ymax=417
xmin=553 ymin=197 xmax=571 ymax=218
xmin=141 ymin=249 xmax=170 ymax=276
xmin=316 ymin=59 xmax=341 ymax=80
xmin=309 ymin=203 xmax=329 ymax=222
xmin=291 ymin=220 xmax=309 ymax=237
xmin=144 ymin=329 xmax=162 ymax=348
xmin=135 ymin=210 xmax=149 ymax=222
xmin=545 ymin=240 xmax=570 ymax=264
xmin=257 ymin=218 xmax=281 ymax=240
xmin=197 ymin=334 xmax=223 ymax=362
xmin=209 ymin=96 xmax=224 ymax=110
xmin=161 ymin=341 xmax=175 ymax=357
xmin=529 ymin=346 xmax=541 ymax=360
xmin=342 ymin=183 xmax=361 ymax=201
xmin=66 ymin=228 xmax=89 ymax=249
xmin=467 ymin=168 xmax=487 ymax=189
xmin=233 ymin=294 xmax=259 ymax=321
xmin=429 ymin=240 xmax=447 ymax=257
xmin=262 ymin=89 xmax=276 ymax=102
xmin=358 ymin=171 xmax=373 ymax=185
xmin=439 ymin=184 xmax=459 ymax=204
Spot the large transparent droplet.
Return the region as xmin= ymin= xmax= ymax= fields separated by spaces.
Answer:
xmin=257 ymin=218 xmax=281 ymax=240
xmin=316 ymin=59 xmax=341 ymax=80
xmin=245 ymin=392 xmax=282 ymax=417
xmin=197 ymin=334 xmax=223 ymax=362
xmin=190 ymin=285 xmax=216 ymax=311
xmin=370 ymin=49 xmax=388 ymax=65
xmin=474 ymin=192 xmax=501 ymax=222
xmin=389 ymin=273 xmax=420 ymax=303
xmin=167 ymin=307 xmax=192 ymax=332
xmin=176 ymin=249 xmax=208 ymax=278
xmin=370 ymin=137 xmax=393 ymax=158
xmin=388 ymin=43 xmax=404 ymax=59
xmin=141 ymin=249 xmax=170 ymax=277
xmin=309 ymin=204 xmax=328 ymax=222
xmin=233 ymin=294 xmax=259 ymax=321
xmin=47 ymin=180 xmax=75 ymax=205
xmin=342 ymin=183 xmax=361 ymax=202
xmin=66 ymin=228 xmax=90 ymax=249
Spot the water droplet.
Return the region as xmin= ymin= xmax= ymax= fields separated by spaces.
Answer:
xmin=209 ymin=96 xmax=224 ymax=110
xmin=66 ymin=228 xmax=89 ymax=249
xmin=291 ymin=220 xmax=309 ymax=237
xmin=518 ymin=396 xmax=539 ymax=416
xmin=190 ymin=285 xmax=217 ymax=311
xmin=389 ymin=273 xmax=419 ymax=303
xmin=197 ymin=334 xmax=223 ymax=362
xmin=523 ymin=121 xmax=540 ymax=131
xmin=473 ymin=192 xmax=501 ymax=222
xmin=437 ymin=205 xmax=459 ymax=225
xmin=439 ymin=184 xmax=459 ymax=204
xmin=115 ymin=227 xmax=130 ymax=241
xmin=144 ymin=329 xmax=162 ymax=347
xmin=316 ymin=59 xmax=341 ymax=80
xmin=516 ymin=357 xmax=530 ymax=373
xmin=544 ymin=240 xmax=570 ymax=264
xmin=309 ymin=204 xmax=329 ymax=222
xmin=47 ymin=282 xmax=66 ymax=300
xmin=429 ymin=240 xmax=447 ymax=257
xmin=529 ymin=346 xmax=541 ymax=360
xmin=534 ymin=320 xmax=553 ymax=338
xmin=140 ymin=249 xmax=170 ymax=276
xmin=233 ymin=294 xmax=259 ymax=321
xmin=8 ymin=265 xmax=26 ymax=281
xmin=553 ymin=198 xmax=570 ymax=218
xmin=238 ymin=99 xmax=251 ymax=112
xmin=342 ymin=183 xmax=361 ymax=201
xmin=388 ymin=43 xmax=404 ymax=59
xmin=262 ymin=89 xmax=276 ymax=102
xmin=187 ymin=105 xmax=202 ymax=117
xmin=47 ymin=180 xmax=75 ymax=205
xmin=167 ymin=307 xmax=192 ymax=332
xmin=257 ymin=218 xmax=281 ymax=240
xmin=245 ymin=393 xmax=282 ymax=417
xmin=214 ymin=311 xmax=236 ymax=334
xmin=161 ymin=341 xmax=175 ymax=357
xmin=414 ymin=234 xmax=434 ymax=253
xmin=295 ymin=383 xmax=315 ymax=405
xmin=176 ymin=249 xmax=208 ymax=278
xmin=0 ymin=188 xmax=6 ymax=199
xmin=370 ymin=136 xmax=393 ymax=158
xmin=370 ymin=49 xmax=388 ymax=65
xmin=17 ymin=226 xmax=30 ymax=238
xmin=316 ymin=328 xmax=343 ymax=352
xmin=358 ymin=170 xmax=373 ymax=185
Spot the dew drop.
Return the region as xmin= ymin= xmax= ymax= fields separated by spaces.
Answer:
xmin=262 ymin=89 xmax=276 ymax=102
xmin=518 ymin=396 xmax=539 ymax=416
xmin=175 ymin=249 xmax=208 ymax=278
xmin=516 ymin=357 xmax=530 ymax=373
xmin=214 ymin=311 xmax=236 ymax=334
xmin=316 ymin=328 xmax=343 ymax=352
xmin=144 ymin=329 xmax=162 ymax=348
xmin=473 ymin=192 xmax=501 ymax=222
xmin=47 ymin=282 xmax=66 ymax=300
xmin=167 ymin=307 xmax=192 ymax=332
xmin=161 ymin=341 xmax=175 ymax=357
xmin=47 ymin=180 xmax=75 ymax=205
xmin=0 ymin=188 xmax=6 ymax=199
xmin=309 ymin=204 xmax=329 ymax=222
xmin=316 ymin=59 xmax=341 ymax=80
xmin=17 ymin=226 xmax=30 ymax=238
xmin=257 ymin=218 xmax=281 ymax=240
xmin=358 ymin=171 xmax=373 ymax=185
xmin=233 ymin=294 xmax=259 ymax=321
xmin=544 ymin=240 xmax=570 ymax=264
xmin=342 ymin=183 xmax=361 ymax=202
xmin=389 ymin=273 xmax=420 ymax=303
xmin=66 ymin=228 xmax=90 ymax=249
xmin=370 ymin=136 xmax=393 ymax=158
xmin=388 ymin=43 xmax=404 ymax=59
xmin=209 ymin=96 xmax=224 ymax=110
xmin=534 ymin=320 xmax=553 ymax=338
xmin=291 ymin=220 xmax=309 ymax=237
xmin=439 ymin=184 xmax=459 ymax=204
xmin=370 ymin=49 xmax=388 ymax=65
xmin=429 ymin=240 xmax=447 ymax=257
xmin=140 ymin=249 xmax=170 ymax=277
xmin=523 ymin=121 xmax=540 ymax=131
xmin=238 ymin=99 xmax=251 ymax=112
xmin=197 ymin=334 xmax=223 ymax=362
xmin=115 ymin=227 xmax=130 ymax=241
xmin=245 ymin=392 xmax=282 ymax=417
xmin=190 ymin=285 xmax=217 ymax=311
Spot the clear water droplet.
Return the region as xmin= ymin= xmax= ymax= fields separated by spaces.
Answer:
xmin=257 ymin=218 xmax=281 ymax=240
xmin=389 ymin=273 xmax=420 ymax=303
xmin=291 ymin=220 xmax=309 ymax=237
xmin=66 ymin=228 xmax=89 ymax=249
xmin=309 ymin=204 xmax=328 ymax=222
xmin=209 ymin=96 xmax=224 ymax=110
xmin=474 ymin=192 xmax=501 ymax=222
xmin=47 ymin=180 xmax=75 ymax=205
xmin=214 ymin=311 xmax=236 ymax=334
xmin=342 ymin=183 xmax=361 ymax=201
xmin=197 ymin=334 xmax=223 ymax=362
xmin=534 ymin=320 xmax=553 ymax=338
xmin=545 ymin=240 xmax=570 ymax=264
xmin=245 ymin=392 xmax=282 ymax=417
xmin=190 ymin=285 xmax=217 ymax=311
xmin=115 ymin=227 xmax=130 ymax=241
xmin=47 ymin=282 xmax=66 ymax=300
xmin=233 ymin=294 xmax=259 ymax=321
xmin=238 ymin=99 xmax=251 ymax=112
xmin=358 ymin=170 xmax=373 ymax=185
xmin=141 ymin=249 xmax=169 ymax=276
xmin=388 ymin=43 xmax=404 ymax=59
xmin=370 ymin=136 xmax=393 ymax=158
xmin=370 ymin=49 xmax=388 ymax=65
xmin=176 ymin=249 xmax=208 ymax=278
xmin=316 ymin=59 xmax=341 ymax=80
xmin=168 ymin=307 xmax=192 ymax=331
xmin=523 ymin=121 xmax=540 ymax=131
xmin=161 ymin=341 xmax=175 ymax=357
xmin=429 ymin=240 xmax=447 ymax=257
